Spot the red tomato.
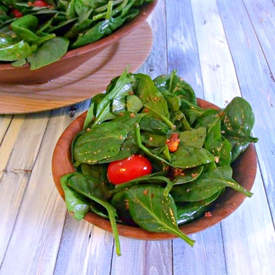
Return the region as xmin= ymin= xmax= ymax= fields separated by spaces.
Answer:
xmin=11 ymin=9 xmax=23 ymax=18
xmin=107 ymin=155 xmax=152 ymax=185
xmin=33 ymin=0 xmax=48 ymax=7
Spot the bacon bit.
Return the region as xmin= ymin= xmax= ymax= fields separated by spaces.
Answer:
xmin=152 ymin=96 xmax=160 ymax=102
xmin=191 ymin=173 xmax=198 ymax=178
xmin=143 ymin=189 xmax=148 ymax=196
xmin=214 ymin=156 xmax=220 ymax=163
xmin=86 ymin=128 xmax=91 ymax=132
xmin=128 ymin=91 xmax=134 ymax=95
xmin=218 ymin=111 xmax=225 ymax=118
xmin=119 ymin=135 xmax=123 ymax=140
xmin=149 ymin=136 xmax=153 ymax=142
xmin=143 ymin=108 xmax=149 ymax=113
xmin=173 ymin=168 xmax=184 ymax=177
xmin=28 ymin=1 xmax=33 ymax=6
xmin=130 ymin=113 xmax=136 ymax=118
xmin=118 ymin=112 xmax=124 ymax=116
xmin=204 ymin=211 xmax=212 ymax=217
xmin=125 ymin=200 xmax=129 ymax=210
xmin=166 ymin=133 xmax=180 ymax=152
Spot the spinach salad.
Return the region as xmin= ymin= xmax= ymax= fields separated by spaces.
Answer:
xmin=0 ymin=0 xmax=154 ymax=69
xmin=61 ymin=70 xmax=258 ymax=255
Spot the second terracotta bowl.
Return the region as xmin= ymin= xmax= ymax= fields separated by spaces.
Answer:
xmin=52 ymin=98 xmax=257 ymax=240
xmin=0 ymin=1 xmax=157 ymax=84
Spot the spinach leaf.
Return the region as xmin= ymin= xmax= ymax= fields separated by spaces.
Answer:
xmin=61 ymin=175 xmax=90 ymax=220
xmin=172 ymin=166 xmax=252 ymax=202
xmin=139 ymin=115 xmax=170 ymax=135
xmin=127 ymin=95 xmax=143 ymax=113
xmin=114 ymin=185 xmax=195 ymax=246
xmin=222 ymin=97 xmax=256 ymax=138
xmin=73 ymin=113 xmax=142 ymax=165
xmin=142 ymin=132 xmax=167 ymax=148
xmin=28 ymin=37 xmax=69 ymax=70
xmin=154 ymin=71 xmax=197 ymax=105
xmin=179 ymin=127 xmax=206 ymax=149
xmin=170 ymin=145 xmax=214 ymax=169
xmin=173 ymin=166 xmax=204 ymax=185
xmin=93 ymin=71 xmax=135 ymax=126
xmin=63 ymin=172 xmax=121 ymax=255
xmin=176 ymin=191 xmax=221 ymax=225
xmin=135 ymin=73 xmax=173 ymax=128
xmin=0 ymin=40 xmax=33 ymax=61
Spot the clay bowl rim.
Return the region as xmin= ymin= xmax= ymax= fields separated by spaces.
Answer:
xmin=0 ymin=0 xmax=157 ymax=71
xmin=52 ymin=98 xmax=257 ymax=240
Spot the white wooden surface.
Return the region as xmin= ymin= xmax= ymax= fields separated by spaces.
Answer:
xmin=0 ymin=0 xmax=274 ymax=274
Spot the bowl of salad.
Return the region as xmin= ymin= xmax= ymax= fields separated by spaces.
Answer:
xmin=52 ymin=70 xmax=258 ymax=255
xmin=0 ymin=0 xmax=157 ymax=84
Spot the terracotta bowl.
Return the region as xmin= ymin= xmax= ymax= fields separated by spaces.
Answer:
xmin=0 ymin=1 xmax=157 ymax=85
xmin=52 ymin=98 xmax=257 ymax=240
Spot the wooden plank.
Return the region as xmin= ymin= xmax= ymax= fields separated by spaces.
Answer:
xmin=54 ymin=217 xmax=113 ymax=275
xmin=0 ymin=115 xmax=12 ymax=144
xmin=221 ymin=170 xmax=275 ymax=275
xmin=191 ymin=0 xmax=275 ymax=274
xmin=173 ymin=227 xmax=227 ymax=275
xmin=0 ymin=116 xmax=25 ymax=180
xmin=166 ymin=1 xmax=227 ymax=274
xmin=111 ymin=238 xmax=172 ymax=275
xmin=217 ymin=0 xmax=275 ymax=225
xmin=0 ymin=107 xmax=84 ymax=275
xmin=0 ymin=113 xmax=49 ymax=265
xmin=242 ymin=0 xmax=275 ymax=76
xmin=166 ymin=0 xmax=204 ymax=98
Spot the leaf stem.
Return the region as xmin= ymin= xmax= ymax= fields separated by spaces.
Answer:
xmin=135 ymin=123 xmax=170 ymax=165
xmin=144 ymin=104 xmax=176 ymax=130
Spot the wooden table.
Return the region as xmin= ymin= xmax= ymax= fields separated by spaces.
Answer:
xmin=0 ymin=0 xmax=274 ymax=274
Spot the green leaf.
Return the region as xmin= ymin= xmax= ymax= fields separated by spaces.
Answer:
xmin=115 ymin=185 xmax=195 ymax=246
xmin=179 ymin=127 xmax=206 ymax=149
xmin=65 ymin=172 xmax=121 ymax=255
xmin=73 ymin=113 xmax=142 ymax=165
xmin=171 ymin=145 xmax=214 ymax=169
xmin=135 ymin=73 xmax=170 ymax=119
xmin=172 ymin=167 xmax=252 ymax=202
xmin=127 ymin=95 xmax=143 ymax=113
xmin=176 ymin=191 xmax=222 ymax=225
xmin=0 ymin=40 xmax=33 ymax=61
xmin=173 ymin=166 xmax=204 ymax=185
xmin=61 ymin=176 xmax=90 ymax=220
xmin=222 ymin=97 xmax=256 ymax=138
xmin=28 ymin=37 xmax=69 ymax=70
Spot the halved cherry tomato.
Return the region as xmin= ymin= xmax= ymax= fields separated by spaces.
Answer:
xmin=11 ymin=9 xmax=23 ymax=18
xmin=33 ymin=0 xmax=48 ymax=7
xmin=107 ymin=155 xmax=152 ymax=185
xmin=166 ymin=133 xmax=180 ymax=152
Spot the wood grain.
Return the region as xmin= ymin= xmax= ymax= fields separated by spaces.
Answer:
xmin=192 ymin=1 xmax=275 ymax=275
xmin=242 ymin=0 xmax=275 ymax=76
xmin=0 ymin=23 xmax=153 ymax=114
xmin=0 ymin=113 xmax=49 ymax=265
xmin=217 ymin=0 xmax=275 ymax=225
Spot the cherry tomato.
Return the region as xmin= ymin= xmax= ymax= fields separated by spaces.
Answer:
xmin=33 ymin=0 xmax=48 ymax=7
xmin=11 ymin=9 xmax=23 ymax=18
xmin=107 ymin=155 xmax=152 ymax=185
